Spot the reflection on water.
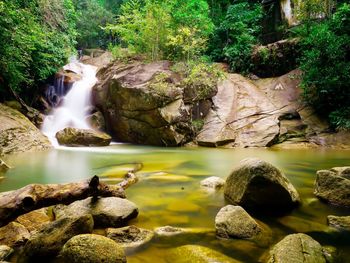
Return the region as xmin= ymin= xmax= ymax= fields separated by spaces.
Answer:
xmin=1 ymin=145 xmax=350 ymax=262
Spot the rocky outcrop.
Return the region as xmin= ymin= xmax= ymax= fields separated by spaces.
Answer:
xmin=215 ymin=205 xmax=261 ymax=239
xmin=200 ymin=176 xmax=225 ymax=190
xmin=56 ymin=127 xmax=111 ymax=147
xmin=314 ymin=167 xmax=350 ymax=207
xmin=53 ymin=197 xmax=138 ymax=228
xmin=266 ymin=233 xmax=327 ymax=263
xmin=0 ymin=222 xmax=30 ymax=247
xmin=327 ymin=215 xmax=350 ymax=231
xmin=0 ymin=104 xmax=51 ymax=156
xmin=19 ymin=215 xmax=93 ymax=262
xmin=224 ymin=158 xmax=300 ymax=212
xmin=0 ymin=246 xmax=13 ymax=262
xmin=60 ymin=234 xmax=126 ymax=263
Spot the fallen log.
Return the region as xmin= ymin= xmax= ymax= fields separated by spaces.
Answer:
xmin=0 ymin=175 xmax=125 ymax=227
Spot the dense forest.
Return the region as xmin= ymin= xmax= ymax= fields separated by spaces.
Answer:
xmin=0 ymin=0 xmax=349 ymax=129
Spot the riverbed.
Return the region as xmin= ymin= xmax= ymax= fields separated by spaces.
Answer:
xmin=1 ymin=145 xmax=350 ymax=262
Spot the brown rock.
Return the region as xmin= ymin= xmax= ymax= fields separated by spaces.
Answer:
xmin=15 ymin=208 xmax=51 ymax=233
xmin=56 ymin=127 xmax=111 ymax=147
xmin=0 ymin=222 xmax=30 ymax=247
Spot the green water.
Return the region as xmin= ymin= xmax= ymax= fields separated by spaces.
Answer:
xmin=1 ymin=145 xmax=350 ymax=262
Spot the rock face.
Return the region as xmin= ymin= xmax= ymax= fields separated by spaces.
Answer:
xmin=106 ymin=225 xmax=154 ymax=250
xmin=0 ymin=222 xmax=30 ymax=247
xmin=19 ymin=215 xmax=93 ymax=262
xmin=266 ymin=233 xmax=327 ymax=263
xmin=0 ymin=246 xmax=13 ymax=261
xmin=0 ymin=104 xmax=51 ymax=156
xmin=56 ymin=127 xmax=111 ymax=147
xmin=60 ymin=234 xmax=126 ymax=263
xmin=215 ymin=205 xmax=261 ymax=239
xmin=314 ymin=167 xmax=350 ymax=207
xmin=327 ymin=215 xmax=350 ymax=231
xmin=224 ymin=158 xmax=300 ymax=212
xmin=92 ymin=60 xmax=217 ymax=146
xmin=200 ymin=176 xmax=225 ymax=190
xmin=54 ymin=197 xmax=138 ymax=228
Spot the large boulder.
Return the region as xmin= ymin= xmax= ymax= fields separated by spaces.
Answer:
xmin=224 ymin=158 xmax=300 ymax=212
xmin=266 ymin=233 xmax=327 ymax=263
xmin=0 ymin=104 xmax=51 ymax=156
xmin=55 ymin=127 xmax=111 ymax=147
xmin=60 ymin=234 xmax=126 ymax=263
xmin=215 ymin=205 xmax=261 ymax=239
xmin=314 ymin=167 xmax=350 ymax=207
xmin=19 ymin=215 xmax=93 ymax=262
xmin=0 ymin=222 xmax=30 ymax=247
xmin=54 ymin=197 xmax=138 ymax=228
xmin=327 ymin=215 xmax=350 ymax=231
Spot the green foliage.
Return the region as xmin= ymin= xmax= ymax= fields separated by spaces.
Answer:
xmin=208 ymin=1 xmax=263 ymax=73
xmin=299 ymin=3 xmax=350 ymax=129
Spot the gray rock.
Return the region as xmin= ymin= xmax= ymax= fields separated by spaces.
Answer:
xmin=106 ymin=225 xmax=153 ymax=250
xmin=266 ymin=233 xmax=327 ymax=263
xmin=314 ymin=167 xmax=350 ymax=207
xmin=200 ymin=176 xmax=225 ymax=190
xmin=19 ymin=214 xmax=93 ymax=262
xmin=0 ymin=246 xmax=13 ymax=261
xmin=0 ymin=222 xmax=30 ymax=247
xmin=60 ymin=234 xmax=126 ymax=263
xmin=56 ymin=127 xmax=111 ymax=147
xmin=327 ymin=215 xmax=350 ymax=231
xmin=224 ymin=158 xmax=300 ymax=212
xmin=215 ymin=205 xmax=261 ymax=239
xmin=54 ymin=197 xmax=138 ymax=228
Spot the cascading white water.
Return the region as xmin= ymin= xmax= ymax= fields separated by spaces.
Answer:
xmin=42 ymin=62 xmax=97 ymax=146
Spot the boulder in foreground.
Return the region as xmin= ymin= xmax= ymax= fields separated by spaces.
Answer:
xmin=56 ymin=127 xmax=111 ymax=147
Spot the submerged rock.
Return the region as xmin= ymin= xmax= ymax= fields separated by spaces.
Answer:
xmin=0 ymin=104 xmax=51 ymax=156
xmin=266 ymin=233 xmax=327 ymax=263
xmin=224 ymin=158 xmax=300 ymax=212
xmin=19 ymin=215 xmax=93 ymax=262
xmin=215 ymin=205 xmax=261 ymax=239
xmin=106 ymin=225 xmax=154 ymax=250
xmin=154 ymin=226 xmax=213 ymax=238
xmin=314 ymin=167 xmax=350 ymax=207
xmin=0 ymin=246 xmax=13 ymax=261
xmin=200 ymin=176 xmax=225 ymax=190
xmin=56 ymin=127 xmax=111 ymax=147
xmin=0 ymin=222 xmax=30 ymax=247
xmin=54 ymin=197 xmax=138 ymax=228
xmin=60 ymin=234 xmax=126 ymax=263
xmin=327 ymin=215 xmax=350 ymax=231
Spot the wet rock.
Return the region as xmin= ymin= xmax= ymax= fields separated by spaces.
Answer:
xmin=15 ymin=208 xmax=51 ymax=233
xmin=266 ymin=233 xmax=327 ymax=263
xmin=0 ymin=222 xmax=30 ymax=247
xmin=0 ymin=159 xmax=10 ymax=173
xmin=327 ymin=215 xmax=350 ymax=231
xmin=54 ymin=197 xmax=138 ymax=228
xmin=60 ymin=234 xmax=126 ymax=263
xmin=314 ymin=167 xmax=350 ymax=207
xmin=200 ymin=176 xmax=225 ymax=190
xmin=215 ymin=205 xmax=261 ymax=239
xmin=56 ymin=127 xmax=111 ymax=147
xmin=0 ymin=104 xmax=51 ymax=156
xmin=0 ymin=245 xmax=13 ymax=261
xmin=106 ymin=225 xmax=153 ymax=250
xmin=86 ymin=111 xmax=106 ymax=131
xmin=19 ymin=214 xmax=93 ymax=262
xmin=167 ymin=245 xmax=241 ymax=263
xmin=154 ymin=226 xmax=213 ymax=237
xmin=224 ymin=158 xmax=300 ymax=212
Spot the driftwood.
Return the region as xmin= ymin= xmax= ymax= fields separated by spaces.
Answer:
xmin=0 ymin=174 xmax=138 ymax=227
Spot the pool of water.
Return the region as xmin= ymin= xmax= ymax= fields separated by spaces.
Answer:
xmin=1 ymin=145 xmax=350 ymax=262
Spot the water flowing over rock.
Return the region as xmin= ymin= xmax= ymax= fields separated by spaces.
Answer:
xmin=314 ymin=167 xmax=350 ymax=207
xmin=60 ymin=234 xmax=126 ymax=263
xmin=0 ymin=104 xmax=51 ymax=156
xmin=266 ymin=233 xmax=327 ymax=263
xmin=56 ymin=127 xmax=111 ymax=147
xmin=224 ymin=158 xmax=300 ymax=212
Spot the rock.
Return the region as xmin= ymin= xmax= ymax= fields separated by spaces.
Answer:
xmin=60 ymin=234 xmax=126 ymax=263
xmin=55 ymin=127 xmax=111 ymax=147
xmin=215 ymin=205 xmax=261 ymax=239
xmin=0 ymin=246 xmax=13 ymax=261
xmin=15 ymin=208 xmax=51 ymax=233
xmin=154 ymin=226 xmax=213 ymax=238
xmin=0 ymin=159 xmax=10 ymax=173
xmin=224 ymin=158 xmax=300 ymax=212
xmin=200 ymin=176 xmax=225 ymax=190
xmin=86 ymin=111 xmax=106 ymax=131
xmin=19 ymin=215 xmax=93 ymax=262
xmin=0 ymin=104 xmax=51 ymax=156
xmin=266 ymin=233 xmax=327 ymax=263
xmin=106 ymin=225 xmax=154 ymax=250
xmin=314 ymin=167 xmax=350 ymax=207
xmin=327 ymin=215 xmax=350 ymax=231
xmin=81 ymin=51 xmax=113 ymax=70
xmin=54 ymin=197 xmax=138 ymax=228
xmin=0 ymin=222 xmax=30 ymax=247
xmin=167 ymin=245 xmax=241 ymax=263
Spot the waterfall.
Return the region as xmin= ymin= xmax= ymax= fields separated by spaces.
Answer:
xmin=42 ymin=62 xmax=97 ymax=146
xmin=280 ymin=0 xmax=294 ymax=26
